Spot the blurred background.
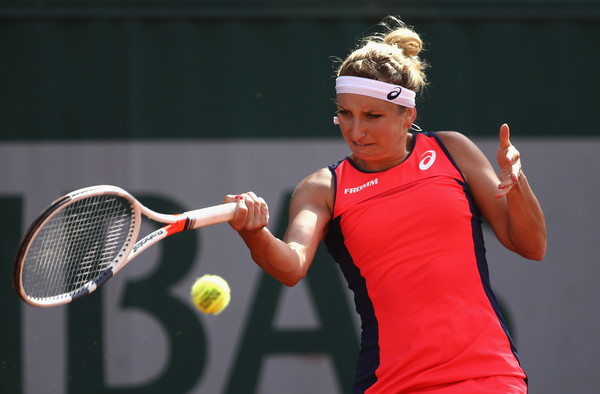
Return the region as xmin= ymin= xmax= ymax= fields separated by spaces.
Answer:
xmin=1 ymin=1 xmax=599 ymax=393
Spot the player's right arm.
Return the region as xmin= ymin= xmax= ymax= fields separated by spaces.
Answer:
xmin=225 ymin=167 xmax=334 ymax=287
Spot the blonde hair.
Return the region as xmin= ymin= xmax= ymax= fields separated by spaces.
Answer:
xmin=336 ymin=16 xmax=428 ymax=94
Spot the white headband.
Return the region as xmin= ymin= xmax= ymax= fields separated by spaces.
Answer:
xmin=335 ymin=76 xmax=416 ymax=108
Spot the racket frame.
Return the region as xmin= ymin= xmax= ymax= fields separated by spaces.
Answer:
xmin=13 ymin=185 xmax=236 ymax=307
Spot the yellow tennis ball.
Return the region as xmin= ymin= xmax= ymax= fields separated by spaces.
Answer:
xmin=191 ymin=274 xmax=231 ymax=314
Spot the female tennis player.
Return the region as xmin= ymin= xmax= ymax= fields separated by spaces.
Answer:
xmin=225 ymin=16 xmax=546 ymax=393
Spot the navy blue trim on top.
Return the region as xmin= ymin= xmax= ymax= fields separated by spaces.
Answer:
xmin=327 ymin=160 xmax=342 ymax=218
xmin=460 ymin=178 xmax=526 ymax=382
xmin=431 ymin=130 xmax=526 ymax=381
xmin=324 ymin=216 xmax=380 ymax=393
xmin=426 ymin=131 xmax=469 ymax=184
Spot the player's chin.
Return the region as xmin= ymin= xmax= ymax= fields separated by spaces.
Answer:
xmin=351 ymin=147 xmax=381 ymax=163
xmin=350 ymin=143 xmax=376 ymax=156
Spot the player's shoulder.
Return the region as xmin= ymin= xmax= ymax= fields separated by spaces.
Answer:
xmin=434 ymin=131 xmax=493 ymax=185
xmin=292 ymin=167 xmax=334 ymax=211
xmin=435 ymin=130 xmax=471 ymax=145
xmin=297 ymin=167 xmax=334 ymax=191
xmin=434 ymin=131 xmax=480 ymax=156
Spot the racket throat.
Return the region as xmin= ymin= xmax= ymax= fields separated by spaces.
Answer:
xmin=129 ymin=218 xmax=188 ymax=262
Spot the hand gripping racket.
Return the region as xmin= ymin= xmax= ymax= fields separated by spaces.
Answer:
xmin=12 ymin=185 xmax=237 ymax=307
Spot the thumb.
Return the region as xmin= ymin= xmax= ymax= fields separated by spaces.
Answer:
xmin=499 ymin=123 xmax=511 ymax=149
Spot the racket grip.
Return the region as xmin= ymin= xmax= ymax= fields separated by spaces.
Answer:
xmin=184 ymin=202 xmax=238 ymax=230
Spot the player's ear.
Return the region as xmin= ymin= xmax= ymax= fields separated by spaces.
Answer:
xmin=405 ymin=107 xmax=417 ymax=128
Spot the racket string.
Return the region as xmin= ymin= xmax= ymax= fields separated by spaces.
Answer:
xmin=22 ymin=195 xmax=135 ymax=300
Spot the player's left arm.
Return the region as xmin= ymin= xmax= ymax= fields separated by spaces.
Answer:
xmin=439 ymin=125 xmax=546 ymax=261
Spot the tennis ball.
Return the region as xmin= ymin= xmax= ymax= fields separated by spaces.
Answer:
xmin=191 ymin=274 xmax=231 ymax=314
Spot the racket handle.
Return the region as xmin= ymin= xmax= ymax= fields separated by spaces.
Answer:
xmin=184 ymin=202 xmax=237 ymax=230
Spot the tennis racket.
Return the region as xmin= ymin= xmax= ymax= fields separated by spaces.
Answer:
xmin=13 ymin=185 xmax=237 ymax=308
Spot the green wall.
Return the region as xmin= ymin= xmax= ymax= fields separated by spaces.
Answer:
xmin=1 ymin=2 xmax=599 ymax=140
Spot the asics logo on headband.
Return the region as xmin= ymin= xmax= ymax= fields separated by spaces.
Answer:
xmin=336 ymin=76 xmax=416 ymax=108
xmin=387 ymin=87 xmax=402 ymax=101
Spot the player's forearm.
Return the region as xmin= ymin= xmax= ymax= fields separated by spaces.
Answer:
xmin=505 ymin=171 xmax=547 ymax=260
xmin=238 ymin=227 xmax=308 ymax=286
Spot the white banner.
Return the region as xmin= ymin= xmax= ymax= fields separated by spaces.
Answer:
xmin=2 ymin=138 xmax=599 ymax=393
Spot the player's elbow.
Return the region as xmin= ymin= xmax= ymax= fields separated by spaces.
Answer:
xmin=278 ymin=268 xmax=308 ymax=287
xmin=281 ymin=277 xmax=302 ymax=287
xmin=278 ymin=244 xmax=311 ymax=286
xmin=264 ymin=261 xmax=308 ymax=287
xmin=506 ymin=223 xmax=546 ymax=261
xmin=522 ymin=248 xmax=545 ymax=261
xmin=528 ymin=241 xmax=547 ymax=261
xmin=518 ymin=235 xmax=547 ymax=261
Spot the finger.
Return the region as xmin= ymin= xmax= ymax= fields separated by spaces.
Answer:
xmin=495 ymin=185 xmax=513 ymax=198
xmin=256 ymin=197 xmax=270 ymax=226
xmin=243 ymin=192 xmax=260 ymax=216
xmin=498 ymin=123 xmax=511 ymax=150
xmin=223 ymin=194 xmax=243 ymax=204
xmin=233 ymin=194 xmax=248 ymax=219
xmin=232 ymin=192 xmax=269 ymax=230
xmin=496 ymin=170 xmax=516 ymax=195
xmin=505 ymin=145 xmax=522 ymax=173
xmin=246 ymin=191 xmax=260 ymax=204
xmin=223 ymin=194 xmax=247 ymax=227
xmin=511 ymin=160 xmax=521 ymax=178
xmin=496 ymin=164 xmax=521 ymax=198
xmin=247 ymin=194 xmax=268 ymax=225
xmin=503 ymin=145 xmax=521 ymax=166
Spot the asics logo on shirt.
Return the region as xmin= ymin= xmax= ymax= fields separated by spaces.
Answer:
xmin=419 ymin=150 xmax=436 ymax=170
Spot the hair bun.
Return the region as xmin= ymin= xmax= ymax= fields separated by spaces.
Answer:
xmin=383 ymin=29 xmax=423 ymax=57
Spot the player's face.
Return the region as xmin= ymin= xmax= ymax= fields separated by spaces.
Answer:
xmin=336 ymin=94 xmax=414 ymax=172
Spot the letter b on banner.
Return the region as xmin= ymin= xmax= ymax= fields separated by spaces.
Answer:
xmin=68 ymin=194 xmax=205 ymax=393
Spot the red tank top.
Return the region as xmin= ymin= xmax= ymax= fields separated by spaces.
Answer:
xmin=324 ymin=132 xmax=526 ymax=393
